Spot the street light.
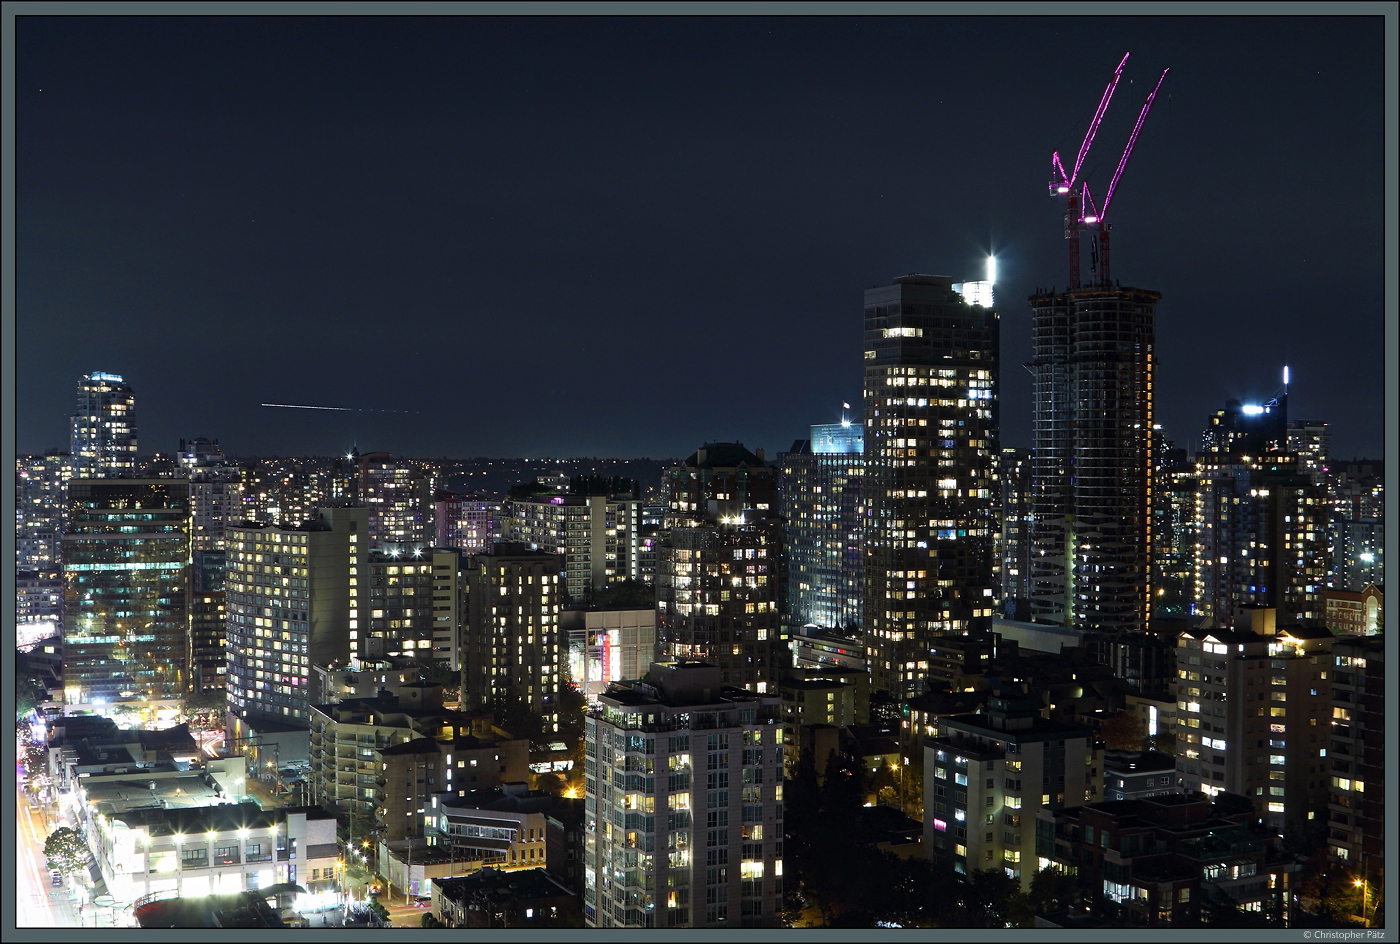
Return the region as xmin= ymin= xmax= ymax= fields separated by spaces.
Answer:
xmin=1353 ymin=876 xmax=1370 ymax=927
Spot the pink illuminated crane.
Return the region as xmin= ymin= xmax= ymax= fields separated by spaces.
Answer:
xmin=1051 ymin=54 xmax=1168 ymax=288
xmin=1049 ymin=53 xmax=1129 ymax=289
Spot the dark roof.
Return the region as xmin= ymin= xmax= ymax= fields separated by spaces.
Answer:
xmin=1278 ymin=624 xmax=1335 ymax=640
xmin=135 ymin=891 xmax=286 ymax=928
xmin=112 ymin=801 xmax=276 ymax=834
xmin=1103 ymin=749 xmax=1177 ymax=774
xmin=682 ymin=442 xmax=765 ymax=468
xmin=380 ymin=737 xmax=442 ymax=756
xmin=433 ymin=867 xmax=574 ymax=904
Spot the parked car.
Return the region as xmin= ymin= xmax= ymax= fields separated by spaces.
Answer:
xmin=50 ymin=870 xmax=62 ymax=886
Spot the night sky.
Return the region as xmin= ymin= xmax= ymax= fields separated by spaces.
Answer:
xmin=13 ymin=12 xmax=1390 ymax=461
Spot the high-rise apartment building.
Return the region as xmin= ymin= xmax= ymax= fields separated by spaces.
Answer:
xmin=362 ymin=547 xmax=461 ymax=664
xmin=461 ymin=543 xmax=564 ymax=737
xmin=779 ymin=422 xmax=864 ymax=635
xmin=70 ymin=371 xmax=138 ymax=477
xmin=1173 ymin=612 xmax=1334 ymax=831
xmin=1028 ymin=284 xmax=1159 ymax=634
xmin=996 ymin=447 xmax=1033 ymax=613
xmin=434 ymin=490 xmax=497 ymax=554
xmin=1286 ymin=418 xmax=1330 ymax=481
xmin=224 ymin=504 xmax=368 ymax=731
xmin=501 ymin=492 xmax=643 ymax=604
xmin=655 ymin=518 xmax=784 ymax=694
xmin=1193 ymin=453 xmax=1329 ymax=628
xmin=1325 ymin=634 xmax=1383 ymax=885
xmin=16 ymin=569 xmax=64 ymax=626
xmin=237 ymin=457 xmax=346 ymax=527
xmin=583 ymin=661 xmax=785 ymax=929
xmin=1150 ymin=439 xmax=1195 ymax=618
xmin=1327 ymin=459 xmax=1384 ymax=591
xmin=862 ymin=274 xmax=999 ymax=700
xmin=190 ymin=549 xmax=228 ymax=692
xmin=17 ymin=451 xmax=72 ymax=570
xmin=662 ymin=442 xmax=776 ymax=530
xmin=656 ymin=443 xmax=785 ymax=694
xmin=62 ymin=478 xmax=191 ymax=709
xmin=189 ymin=468 xmax=243 ymax=552
xmin=923 ymin=692 xmax=1100 ymax=890
xmin=360 ymin=453 xmax=435 ymax=547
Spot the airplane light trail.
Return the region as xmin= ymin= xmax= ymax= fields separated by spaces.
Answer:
xmin=261 ymin=403 xmax=420 ymax=413
xmin=261 ymin=402 xmax=354 ymax=411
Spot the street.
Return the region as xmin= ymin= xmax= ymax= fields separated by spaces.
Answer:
xmin=15 ymin=781 xmax=84 ymax=928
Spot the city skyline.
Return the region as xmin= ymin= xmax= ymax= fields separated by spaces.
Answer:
xmin=12 ymin=11 xmax=1391 ymax=461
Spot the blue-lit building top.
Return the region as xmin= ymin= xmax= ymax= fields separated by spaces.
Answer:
xmin=809 ymin=422 xmax=863 ymax=456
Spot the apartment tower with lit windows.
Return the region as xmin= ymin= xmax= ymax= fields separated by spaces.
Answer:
xmin=861 ymin=274 xmax=999 ymax=700
xmin=656 ymin=443 xmax=785 ymax=694
xmin=583 ymin=661 xmax=785 ymax=929
xmin=1173 ymin=611 xmax=1334 ymax=832
xmin=70 ymin=371 xmax=137 ymax=477
xmin=461 ymin=542 xmax=564 ymax=737
xmin=224 ymin=504 xmax=368 ymax=735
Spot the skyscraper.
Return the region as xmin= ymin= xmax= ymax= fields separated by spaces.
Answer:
xmin=1028 ymin=283 xmax=1159 ymax=635
xmin=1192 ymin=396 xmax=1329 ymax=628
xmin=778 ymin=421 xmax=864 ymax=635
xmin=862 ymin=274 xmax=999 ymax=700
xmin=70 ymin=371 xmax=138 ymax=477
xmin=995 ymin=446 xmax=1033 ymax=613
xmin=656 ymin=443 xmax=785 ymax=693
xmin=501 ymin=491 xmax=645 ymax=604
xmin=62 ymin=477 xmax=190 ymax=709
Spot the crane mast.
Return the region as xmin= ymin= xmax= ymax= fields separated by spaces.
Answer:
xmin=1050 ymin=54 xmax=1168 ymax=289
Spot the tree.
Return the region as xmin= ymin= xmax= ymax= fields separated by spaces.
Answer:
xmin=180 ymin=687 xmax=225 ymax=729
xmin=1099 ymin=710 xmax=1148 ymax=751
xmin=409 ymin=658 xmax=460 ymax=704
xmin=962 ymin=868 xmax=1019 ymax=927
xmin=15 ymin=654 xmax=48 ymax=721
xmin=1026 ymin=864 xmax=1079 ymax=915
xmin=587 ymin=579 xmax=655 ymax=609
xmin=44 ymin=826 xmax=89 ymax=876
xmin=489 ymin=697 xmax=545 ymax=745
xmin=557 ymin=680 xmax=587 ymax=749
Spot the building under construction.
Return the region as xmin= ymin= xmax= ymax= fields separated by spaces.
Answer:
xmin=1028 ymin=53 xmax=1168 ymax=643
xmin=1027 ymin=281 xmax=1160 ymax=636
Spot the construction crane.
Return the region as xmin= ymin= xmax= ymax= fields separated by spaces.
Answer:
xmin=1080 ymin=66 xmax=1169 ymax=286
xmin=1049 ymin=53 xmax=1129 ymax=289
xmin=1050 ymin=53 xmax=1168 ymax=288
